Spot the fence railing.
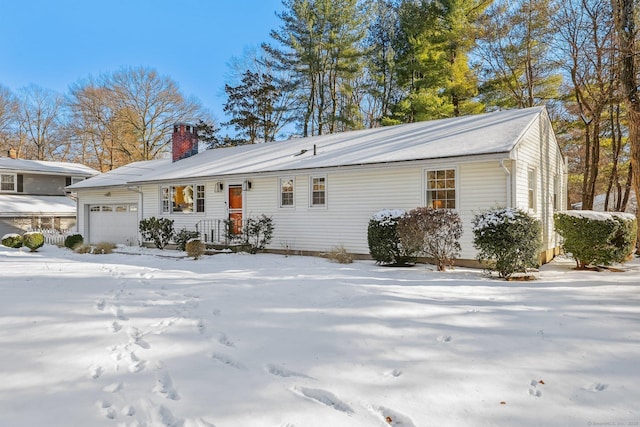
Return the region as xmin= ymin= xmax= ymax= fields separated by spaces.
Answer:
xmin=195 ymin=218 xmax=248 ymax=245
xmin=27 ymin=228 xmax=72 ymax=246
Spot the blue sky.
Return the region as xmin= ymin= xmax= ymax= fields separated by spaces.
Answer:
xmin=0 ymin=0 xmax=285 ymax=123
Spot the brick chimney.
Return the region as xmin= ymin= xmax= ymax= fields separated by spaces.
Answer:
xmin=8 ymin=147 xmax=17 ymax=159
xmin=172 ymin=123 xmax=198 ymax=162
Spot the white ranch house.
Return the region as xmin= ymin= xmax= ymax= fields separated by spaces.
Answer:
xmin=68 ymin=106 xmax=567 ymax=264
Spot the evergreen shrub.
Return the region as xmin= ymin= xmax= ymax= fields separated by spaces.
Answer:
xmin=64 ymin=234 xmax=84 ymax=250
xmin=554 ymin=211 xmax=637 ymax=269
xmin=139 ymin=217 xmax=174 ymax=249
xmin=397 ymin=207 xmax=463 ymax=271
xmin=2 ymin=233 xmax=23 ymax=248
xmin=175 ymin=228 xmax=200 ymax=251
xmin=23 ymin=231 xmax=45 ymax=252
xmin=367 ymin=209 xmax=416 ymax=266
xmin=245 ymin=215 xmax=274 ymax=254
xmin=472 ymin=207 xmax=541 ymax=278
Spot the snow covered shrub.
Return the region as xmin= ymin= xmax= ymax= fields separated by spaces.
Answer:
xmin=174 ymin=228 xmax=200 ymax=251
xmin=397 ymin=207 xmax=463 ymax=271
xmin=2 ymin=233 xmax=23 ymax=248
xmin=472 ymin=207 xmax=541 ymax=278
xmin=326 ymin=245 xmax=353 ymax=264
xmin=367 ymin=209 xmax=416 ymax=266
xmin=554 ymin=211 xmax=637 ymax=269
xmin=244 ymin=215 xmax=274 ymax=254
xmin=139 ymin=217 xmax=174 ymax=249
xmin=185 ymin=238 xmax=205 ymax=260
xmin=22 ymin=231 xmax=45 ymax=252
xmin=64 ymin=233 xmax=84 ymax=250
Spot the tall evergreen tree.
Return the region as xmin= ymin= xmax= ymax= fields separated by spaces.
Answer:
xmin=265 ymin=0 xmax=366 ymax=136
xmin=223 ymin=70 xmax=280 ymax=143
xmin=476 ymin=0 xmax=562 ymax=109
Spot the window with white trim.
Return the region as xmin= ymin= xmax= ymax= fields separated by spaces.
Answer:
xmin=426 ymin=169 xmax=456 ymax=209
xmin=528 ymin=168 xmax=537 ymax=211
xmin=161 ymin=184 xmax=205 ymax=214
xmin=1 ymin=174 xmax=16 ymax=192
xmin=310 ymin=176 xmax=326 ymax=207
xmin=280 ymin=177 xmax=294 ymax=208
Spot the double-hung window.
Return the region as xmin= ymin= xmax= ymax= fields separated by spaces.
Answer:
xmin=280 ymin=178 xmax=294 ymax=208
xmin=1 ymin=174 xmax=16 ymax=192
xmin=310 ymin=176 xmax=326 ymax=207
xmin=426 ymin=169 xmax=456 ymax=209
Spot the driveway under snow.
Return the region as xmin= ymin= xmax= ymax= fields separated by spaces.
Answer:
xmin=1 ymin=245 xmax=639 ymax=426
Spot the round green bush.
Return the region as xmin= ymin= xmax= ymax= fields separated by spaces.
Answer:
xmin=2 ymin=233 xmax=23 ymax=248
xmin=64 ymin=233 xmax=84 ymax=249
xmin=23 ymin=231 xmax=45 ymax=252
xmin=472 ymin=207 xmax=541 ymax=278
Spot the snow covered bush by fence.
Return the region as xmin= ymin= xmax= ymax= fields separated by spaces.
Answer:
xmin=554 ymin=210 xmax=637 ymax=269
xmin=472 ymin=207 xmax=541 ymax=278
xmin=1 ymin=233 xmax=23 ymax=248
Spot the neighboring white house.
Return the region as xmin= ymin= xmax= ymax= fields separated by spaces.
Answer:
xmin=68 ymin=106 xmax=567 ymax=265
xmin=0 ymin=153 xmax=98 ymax=236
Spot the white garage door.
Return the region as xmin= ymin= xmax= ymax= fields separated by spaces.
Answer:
xmin=89 ymin=204 xmax=138 ymax=245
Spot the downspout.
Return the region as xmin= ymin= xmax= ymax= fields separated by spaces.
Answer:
xmin=500 ymin=159 xmax=512 ymax=207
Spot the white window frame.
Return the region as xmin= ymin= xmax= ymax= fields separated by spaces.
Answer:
xmin=528 ymin=168 xmax=537 ymax=212
xmin=0 ymin=173 xmax=16 ymax=192
xmin=424 ymin=167 xmax=458 ymax=209
xmin=279 ymin=177 xmax=295 ymax=208
xmin=160 ymin=183 xmax=205 ymax=214
xmin=309 ymin=175 xmax=327 ymax=208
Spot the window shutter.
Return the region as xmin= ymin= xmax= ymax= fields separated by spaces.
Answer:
xmin=66 ymin=176 xmax=72 ymax=186
xmin=17 ymin=174 xmax=23 ymax=193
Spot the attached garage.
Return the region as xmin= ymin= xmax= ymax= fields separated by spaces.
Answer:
xmin=88 ymin=203 xmax=139 ymax=245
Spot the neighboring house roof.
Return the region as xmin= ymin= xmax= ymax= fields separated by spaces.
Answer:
xmin=68 ymin=160 xmax=171 ymax=190
xmin=0 ymin=157 xmax=98 ymax=177
xmin=71 ymin=106 xmax=547 ymax=188
xmin=0 ymin=194 xmax=76 ymax=217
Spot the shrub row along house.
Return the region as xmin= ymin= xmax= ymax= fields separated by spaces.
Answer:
xmin=68 ymin=106 xmax=567 ymax=265
xmin=0 ymin=151 xmax=98 ymax=237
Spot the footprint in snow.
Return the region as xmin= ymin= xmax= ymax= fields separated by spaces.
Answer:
xmin=153 ymin=370 xmax=180 ymax=401
xmin=373 ymin=405 xmax=416 ymax=427
xmin=108 ymin=320 xmax=122 ymax=333
xmin=95 ymin=299 xmax=106 ymax=311
xmin=96 ymin=400 xmax=117 ymax=420
xmin=266 ymin=363 xmax=313 ymax=379
xmin=89 ymin=364 xmax=104 ymax=379
xmin=437 ymin=335 xmax=453 ymax=343
xmin=209 ymin=352 xmax=246 ymax=370
xmin=292 ymin=387 xmax=354 ymax=414
xmin=103 ymin=382 xmax=123 ymax=393
xmin=385 ymin=369 xmax=402 ymax=378
xmin=583 ymin=383 xmax=608 ymax=392
xmin=127 ymin=326 xmax=150 ymax=349
xmin=128 ymin=352 xmax=146 ymax=373
xmin=528 ymin=379 xmax=543 ymax=397
xmin=216 ymin=332 xmax=234 ymax=347
xmin=110 ymin=305 xmax=128 ymax=320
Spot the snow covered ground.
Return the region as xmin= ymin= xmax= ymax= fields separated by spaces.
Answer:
xmin=1 ymin=244 xmax=639 ymax=427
